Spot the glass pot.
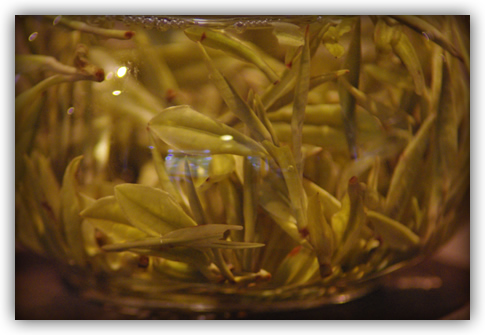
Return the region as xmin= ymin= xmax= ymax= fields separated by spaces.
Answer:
xmin=15 ymin=15 xmax=469 ymax=317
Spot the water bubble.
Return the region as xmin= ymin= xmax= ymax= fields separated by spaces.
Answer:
xmin=233 ymin=21 xmax=247 ymax=33
xmin=143 ymin=17 xmax=156 ymax=30
xmin=156 ymin=18 xmax=170 ymax=31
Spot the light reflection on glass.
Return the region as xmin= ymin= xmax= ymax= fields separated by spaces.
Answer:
xmin=28 ymin=32 xmax=38 ymax=41
xmin=53 ymin=16 xmax=62 ymax=25
xmin=220 ymin=135 xmax=233 ymax=141
xmin=117 ymin=66 xmax=128 ymax=78
xmin=112 ymin=90 xmax=122 ymax=96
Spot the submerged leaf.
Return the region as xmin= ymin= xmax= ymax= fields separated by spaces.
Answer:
xmin=291 ymin=26 xmax=311 ymax=176
xmin=59 ymin=156 xmax=87 ymax=266
xmin=16 ymin=55 xmax=77 ymax=76
xmin=322 ymin=18 xmax=354 ymax=58
xmin=115 ymin=183 xmax=197 ymax=236
xmin=385 ymin=114 xmax=436 ymax=220
xmin=338 ymin=17 xmax=361 ymax=159
xmin=185 ymin=26 xmax=279 ymax=83
xmin=45 ymin=15 xmax=135 ymax=40
xmin=306 ymin=193 xmax=335 ymax=277
xmin=80 ymin=195 xmax=148 ymax=242
xmin=374 ymin=19 xmax=426 ymax=96
xmin=390 ymin=15 xmax=465 ymax=63
xmin=197 ymin=43 xmax=273 ymax=142
xmin=367 ymin=210 xmax=420 ymax=251
xmin=148 ymin=105 xmax=268 ymax=157
xmin=272 ymin=245 xmax=319 ymax=286
xmin=102 ymin=224 xmax=263 ymax=251
xmin=259 ymin=181 xmax=310 ymax=247
xmin=331 ymin=177 xmax=366 ymax=264
xmin=271 ymin=22 xmax=305 ymax=48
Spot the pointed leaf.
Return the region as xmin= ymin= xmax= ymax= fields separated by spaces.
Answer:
xmin=16 ymin=55 xmax=77 ymax=76
xmin=390 ymin=15 xmax=465 ymax=63
xmin=60 ymin=156 xmax=87 ymax=266
xmin=197 ymin=43 xmax=273 ymax=142
xmin=322 ymin=18 xmax=354 ymax=58
xmin=80 ymin=195 xmax=148 ymax=242
xmin=367 ymin=210 xmax=420 ymax=251
xmin=259 ymin=182 xmax=310 ymax=247
xmin=184 ymin=26 xmax=279 ymax=83
xmin=385 ymin=114 xmax=436 ymax=220
xmin=331 ymin=177 xmax=366 ymax=263
xmin=338 ymin=17 xmax=361 ymax=159
xmin=306 ymin=193 xmax=335 ymax=277
xmin=291 ymin=26 xmax=311 ymax=176
xmin=271 ymin=22 xmax=305 ymax=48
xmin=115 ymin=183 xmax=197 ymax=236
xmin=148 ymin=105 xmax=268 ymax=157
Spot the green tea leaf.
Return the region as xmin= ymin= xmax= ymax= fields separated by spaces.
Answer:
xmin=259 ymin=181 xmax=310 ymax=247
xmin=262 ymin=141 xmax=308 ymax=231
xmin=102 ymin=225 xmax=263 ymax=251
xmin=59 ymin=156 xmax=87 ymax=266
xmin=148 ymin=132 xmax=187 ymax=207
xmin=115 ymin=183 xmax=197 ymax=236
xmin=217 ymin=179 xmax=244 ymax=242
xmin=197 ymin=43 xmax=273 ymax=142
xmin=185 ymin=26 xmax=279 ymax=83
xmin=266 ymin=70 xmax=349 ymax=113
xmin=302 ymin=178 xmax=341 ymax=221
xmin=367 ymin=210 xmax=420 ymax=251
xmin=364 ymin=64 xmax=414 ymax=91
xmin=271 ymin=22 xmax=305 ymax=48
xmin=132 ymin=247 xmax=213 ymax=269
xmin=272 ymin=245 xmax=319 ymax=286
xmin=385 ymin=114 xmax=436 ymax=220
xmin=163 ymin=224 xmax=242 ymax=243
xmin=242 ymin=155 xmax=260 ymax=271
xmin=306 ymin=193 xmax=335 ymax=277
xmin=271 ymin=123 xmax=348 ymax=153
xmin=80 ymin=195 xmax=148 ymax=242
xmin=291 ymin=26 xmax=311 ymax=176
xmin=331 ymin=177 xmax=366 ymax=264
xmin=45 ymin=15 xmax=135 ymax=40
xmin=338 ymin=17 xmax=361 ymax=159
xmin=269 ymin=103 xmax=381 ymax=133
xmin=16 ymin=55 xmax=78 ymax=76
xmin=390 ymin=15 xmax=465 ymax=63
xmin=374 ymin=19 xmax=425 ymax=96
xmin=183 ymin=158 xmax=209 ymax=225
xmin=322 ymin=18 xmax=354 ymax=58
xmin=148 ymin=105 xmax=268 ymax=157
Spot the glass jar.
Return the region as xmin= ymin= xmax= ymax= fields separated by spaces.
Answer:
xmin=15 ymin=15 xmax=469 ymax=317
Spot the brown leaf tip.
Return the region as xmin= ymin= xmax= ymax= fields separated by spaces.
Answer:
xmin=124 ymin=31 xmax=135 ymax=39
xmin=289 ymin=245 xmax=302 ymax=257
xmin=138 ymin=255 xmax=149 ymax=268
xmin=349 ymin=176 xmax=359 ymax=185
xmin=95 ymin=69 xmax=105 ymax=82
xmin=299 ymin=227 xmax=309 ymax=238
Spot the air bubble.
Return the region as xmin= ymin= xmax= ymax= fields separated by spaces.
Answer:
xmin=233 ymin=21 xmax=247 ymax=33
xmin=143 ymin=17 xmax=156 ymax=30
xmin=156 ymin=19 xmax=170 ymax=31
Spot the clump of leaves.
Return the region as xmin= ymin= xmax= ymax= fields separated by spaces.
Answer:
xmin=15 ymin=15 xmax=469 ymax=292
